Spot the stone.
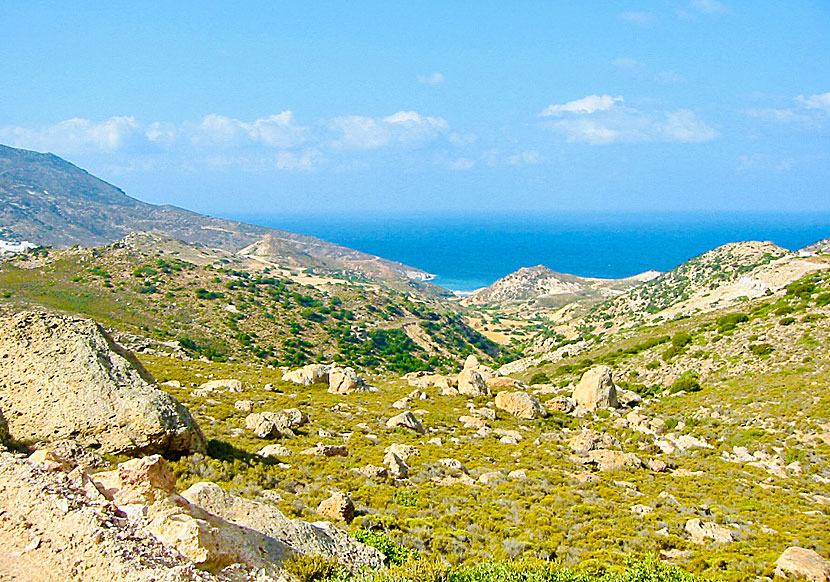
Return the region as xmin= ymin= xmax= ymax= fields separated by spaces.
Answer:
xmin=257 ymin=444 xmax=293 ymax=458
xmin=486 ymin=377 xmax=526 ymax=390
xmin=586 ymin=449 xmax=642 ymax=471
xmin=508 ymin=469 xmax=528 ymax=480
xmin=352 ymin=465 xmax=388 ymax=479
xmin=630 ymin=504 xmax=654 ymax=515
xmin=0 ymin=311 xmax=205 ymax=457
xmin=646 ymin=458 xmax=669 ymax=472
xmin=775 ymin=547 xmax=830 ymax=582
xmin=568 ymin=429 xmax=617 ymax=452
xmin=478 ymin=470 xmax=505 ymax=485
xmin=406 ymin=373 xmax=455 ymax=390
xmin=463 ymin=354 xmax=480 ymax=370
xmin=433 ymin=474 xmax=476 ymax=486
xmin=545 ymin=396 xmax=575 ymax=414
xmin=457 ymin=369 xmax=490 ymax=397
xmin=385 ymin=444 xmax=420 ymax=460
xmin=685 ymin=518 xmax=734 ymax=544
xmin=494 ymin=391 xmax=548 ymax=419
xmin=245 ymin=412 xmax=293 ymax=439
xmin=317 ymin=491 xmax=355 ymax=523
xmin=328 ymin=366 xmax=369 ymax=394
xmin=572 ymin=366 xmax=619 ymax=411
xmin=470 ymin=406 xmax=497 ymax=421
xmin=281 ymin=408 xmax=309 ymax=427
xmin=439 ymin=458 xmax=469 ymax=473
xmin=616 ymin=389 xmax=643 ymax=408
xmin=196 ymin=379 xmax=244 ymax=395
xmin=460 ymin=415 xmax=489 ymax=429
xmin=234 ymin=400 xmax=254 ymax=413
xmin=386 ymin=411 xmax=425 ymax=434
xmin=383 ymin=451 xmax=409 ymax=479
xmin=282 ymin=363 xmax=330 ymax=386
xmin=301 ymin=444 xmax=349 ymax=457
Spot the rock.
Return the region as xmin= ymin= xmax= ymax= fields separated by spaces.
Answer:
xmin=257 ymin=444 xmax=293 ymax=458
xmin=352 ymin=465 xmax=388 ymax=479
xmin=234 ymin=400 xmax=254 ymax=413
xmin=585 ymin=450 xmax=642 ymax=471
xmin=0 ymin=311 xmax=205 ymax=457
xmin=494 ymin=391 xmax=548 ymax=419
xmin=281 ymin=408 xmax=309 ymax=427
xmin=392 ymin=397 xmax=412 ymax=409
xmin=0 ymin=408 xmax=9 ymax=445
xmin=646 ymin=458 xmax=669 ymax=472
xmin=282 ymin=363 xmax=330 ymax=386
xmin=572 ymin=366 xmax=619 ymax=411
xmin=386 ymin=411 xmax=425 ymax=434
xmin=383 ymin=451 xmax=409 ymax=479
xmin=508 ymin=469 xmax=528 ymax=480
xmin=317 ymin=491 xmax=355 ymax=523
xmin=616 ymin=389 xmax=643 ymax=408
xmin=569 ymin=429 xmax=617 ymax=452
xmin=439 ymin=458 xmax=469 ymax=473
xmin=35 ymin=440 xmax=106 ymax=472
xmin=245 ymin=412 xmax=292 ymax=439
xmin=775 ymin=547 xmax=830 ymax=582
xmin=196 ymin=379 xmax=244 ymax=395
xmin=463 ymin=354 xmax=480 ymax=370
xmin=301 ymin=444 xmax=349 ymax=457
xmin=328 ymin=366 xmax=369 ymax=394
xmin=685 ymin=518 xmax=734 ymax=544
xmin=545 ymin=396 xmax=575 ymax=414
xmin=460 ymin=415 xmax=489 ymax=429
xmin=385 ymin=444 xmax=420 ymax=460
xmin=470 ymin=406 xmax=497 ymax=421
xmin=181 ymin=481 xmax=384 ymax=570
xmin=630 ymin=504 xmax=654 ymax=515
xmin=433 ymin=474 xmax=476 ymax=486
xmin=478 ymin=470 xmax=505 ymax=485
xmin=457 ymin=369 xmax=490 ymax=397
xmin=406 ymin=373 xmax=455 ymax=390
xmin=495 ymin=428 xmax=523 ymax=443
xmin=486 ymin=377 xmax=527 ymax=390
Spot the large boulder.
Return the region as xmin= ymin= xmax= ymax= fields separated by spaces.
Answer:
xmin=457 ymin=369 xmax=490 ymax=397
xmin=282 ymin=364 xmax=331 ymax=386
xmin=386 ymin=411 xmax=425 ymax=434
xmin=573 ymin=366 xmax=619 ymax=411
xmin=317 ymin=491 xmax=355 ymax=524
xmin=0 ymin=311 xmax=205 ymax=457
xmin=328 ymin=366 xmax=369 ymax=394
xmin=775 ymin=547 xmax=830 ymax=582
xmin=494 ymin=391 xmax=547 ymax=419
xmin=182 ymin=481 xmax=383 ymax=569
xmin=685 ymin=518 xmax=734 ymax=544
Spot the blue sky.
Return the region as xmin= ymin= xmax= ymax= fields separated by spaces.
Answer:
xmin=1 ymin=1 xmax=829 ymax=215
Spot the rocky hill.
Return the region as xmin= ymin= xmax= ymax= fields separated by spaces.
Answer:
xmin=0 ymin=144 xmax=431 ymax=284
xmin=462 ymin=264 xmax=659 ymax=307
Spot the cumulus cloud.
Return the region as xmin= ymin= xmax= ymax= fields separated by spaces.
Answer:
xmin=328 ymin=111 xmax=449 ymax=149
xmin=796 ymin=92 xmax=830 ymax=112
xmin=0 ymin=116 xmax=141 ymax=154
xmin=541 ymin=97 xmax=717 ymax=144
xmin=748 ymin=92 xmax=830 ymax=129
xmin=417 ymin=72 xmax=445 ymax=85
xmin=540 ymin=94 xmax=624 ymax=117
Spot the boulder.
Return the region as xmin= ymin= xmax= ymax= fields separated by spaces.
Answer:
xmin=383 ymin=451 xmax=409 ymax=479
xmin=352 ymin=465 xmax=388 ymax=479
xmin=386 ymin=411 xmax=425 ymax=434
xmin=234 ymin=400 xmax=254 ymax=413
xmin=406 ymin=373 xmax=455 ymax=390
xmin=460 ymin=415 xmax=488 ymax=429
xmin=245 ymin=412 xmax=292 ymax=439
xmin=385 ymin=444 xmax=420 ymax=460
xmin=457 ymin=369 xmax=490 ymax=397
xmin=439 ymin=458 xmax=469 ymax=473
xmin=545 ymin=396 xmax=575 ymax=414
xmin=282 ymin=364 xmax=331 ymax=386
xmin=685 ymin=518 xmax=734 ymax=544
xmin=463 ymin=354 xmax=480 ymax=370
xmin=494 ymin=391 xmax=548 ymax=419
xmin=775 ymin=547 xmax=830 ymax=582
xmin=573 ymin=366 xmax=619 ymax=411
xmin=257 ymin=444 xmax=293 ymax=458
xmin=195 ymin=379 xmax=244 ymax=396
xmin=328 ymin=366 xmax=369 ymax=394
xmin=301 ymin=443 xmax=349 ymax=457
xmin=585 ymin=449 xmax=642 ymax=471
xmin=0 ymin=311 xmax=205 ymax=457
xmin=486 ymin=377 xmax=527 ymax=390
xmin=317 ymin=491 xmax=355 ymax=523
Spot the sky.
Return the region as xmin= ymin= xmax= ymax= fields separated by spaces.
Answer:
xmin=1 ymin=1 xmax=829 ymax=216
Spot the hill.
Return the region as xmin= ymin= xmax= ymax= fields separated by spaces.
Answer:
xmin=0 ymin=144 xmax=432 ymax=284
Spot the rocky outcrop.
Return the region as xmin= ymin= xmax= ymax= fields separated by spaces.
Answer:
xmin=775 ymin=547 xmax=830 ymax=582
xmin=316 ymin=491 xmax=355 ymax=524
xmin=457 ymin=369 xmax=490 ymax=397
xmin=494 ymin=391 xmax=547 ymax=419
xmin=386 ymin=411 xmax=425 ymax=433
xmin=573 ymin=366 xmax=619 ymax=411
xmin=0 ymin=311 xmax=205 ymax=457
xmin=685 ymin=518 xmax=734 ymax=544
xmin=282 ymin=364 xmax=330 ymax=386
xmin=328 ymin=366 xmax=370 ymax=394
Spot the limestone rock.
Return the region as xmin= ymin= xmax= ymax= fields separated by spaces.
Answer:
xmin=545 ymin=396 xmax=575 ymax=414
xmin=383 ymin=451 xmax=409 ymax=479
xmin=585 ymin=449 xmax=642 ymax=471
xmin=352 ymin=465 xmax=388 ymax=479
xmin=478 ymin=470 xmax=506 ymax=485
xmin=0 ymin=311 xmax=205 ymax=457
xmin=386 ymin=411 xmax=425 ymax=434
xmin=234 ymin=400 xmax=253 ymax=413
xmin=460 ymin=415 xmax=488 ymax=429
xmin=301 ymin=443 xmax=349 ymax=457
xmin=181 ymin=481 xmax=383 ymax=570
xmin=282 ymin=364 xmax=330 ymax=386
xmin=245 ymin=412 xmax=292 ymax=439
xmin=317 ymin=491 xmax=355 ymax=523
xmin=385 ymin=443 xmax=420 ymax=460
xmin=328 ymin=366 xmax=369 ymax=394
xmin=439 ymin=458 xmax=469 ymax=473
xmin=616 ymin=389 xmax=643 ymax=408
xmin=463 ymin=354 xmax=480 ymax=370
xmin=569 ymin=429 xmax=618 ymax=452
xmin=194 ymin=379 xmax=243 ymax=397
xmin=405 ymin=372 xmax=455 ymax=390
xmin=457 ymin=369 xmax=490 ymax=397
xmin=494 ymin=391 xmax=548 ymax=419
xmin=573 ymin=366 xmax=619 ymax=411
xmin=775 ymin=547 xmax=830 ymax=582
xmin=685 ymin=518 xmax=734 ymax=544
xmin=486 ymin=376 xmax=526 ymax=390
xmin=257 ymin=444 xmax=293 ymax=458
xmin=0 ymin=408 xmax=8 ymax=445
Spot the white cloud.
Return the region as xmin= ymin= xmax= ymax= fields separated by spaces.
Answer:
xmin=542 ymin=99 xmax=717 ymax=145
xmin=507 ymin=150 xmax=542 ymax=165
xmin=796 ymin=92 xmax=830 ymax=112
xmin=449 ymin=158 xmax=475 ymax=171
xmin=0 ymin=116 xmax=141 ymax=153
xmin=619 ymin=11 xmax=654 ymax=25
xmin=186 ymin=112 xmax=308 ymax=149
xmin=328 ymin=111 xmax=448 ymax=149
xmin=540 ymin=94 xmax=624 ymax=117
xmin=417 ymin=72 xmax=445 ymax=85
xmin=737 ymin=153 xmax=794 ymax=173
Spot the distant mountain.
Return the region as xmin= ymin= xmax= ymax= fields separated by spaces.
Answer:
xmin=461 ymin=264 xmax=660 ymax=307
xmin=801 ymin=237 xmax=830 ymax=255
xmin=0 ymin=144 xmax=431 ymax=283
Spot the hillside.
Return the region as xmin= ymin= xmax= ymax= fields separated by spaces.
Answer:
xmin=0 ymin=144 xmax=432 ymax=284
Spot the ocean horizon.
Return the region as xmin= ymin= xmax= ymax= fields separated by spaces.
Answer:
xmin=226 ymin=211 xmax=830 ymax=292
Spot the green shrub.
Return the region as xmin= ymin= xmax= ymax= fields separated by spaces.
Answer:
xmin=283 ymin=554 xmax=340 ymax=582
xmin=669 ymin=372 xmax=701 ymax=393
xmin=749 ymin=343 xmax=774 ymax=357
xmin=716 ymin=313 xmax=749 ymax=333
xmin=529 ymin=372 xmax=550 ymax=385
xmin=353 ymin=530 xmax=418 ymax=566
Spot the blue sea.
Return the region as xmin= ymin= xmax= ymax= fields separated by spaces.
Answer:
xmin=227 ymin=212 xmax=830 ymax=292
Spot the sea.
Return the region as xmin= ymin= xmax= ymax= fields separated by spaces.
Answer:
xmin=227 ymin=212 xmax=830 ymax=293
